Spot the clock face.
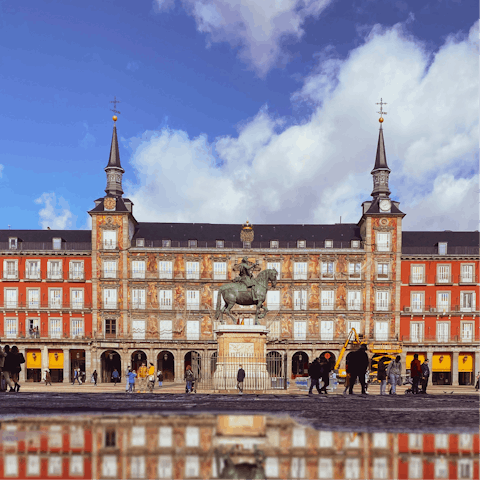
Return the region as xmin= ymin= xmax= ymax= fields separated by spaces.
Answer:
xmin=379 ymin=199 xmax=391 ymax=212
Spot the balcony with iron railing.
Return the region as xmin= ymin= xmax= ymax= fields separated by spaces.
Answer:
xmin=402 ymin=246 xmax=479 ymax=255
xmin=458 ymin=274 xmax=478 ymax=285
xmin=0 ymin=242 xmax=92 ymax=251
xmin=436 ymin=274 xmax=453 ymax=285
xmin=3 ymin=270 xmax=19 ymax=280
xmin=25 ymin=270 xmax=42 ymax=281
xmin=409 ymin=274 xmax=428 ymax=285
xmin=0 ymin=300 xmax=92 ymax=310
xmin=132 ymin=240 xmax=365 ymax=249
xmin=401 ymin=334 xmax=480 ymax=343
xmin=402 ymin=304 xmax=478 ymax=314
xmin=131 ymin=269 xmax=145 ymax=279
xmin=69 ymin=271 xmax=85 ymax=281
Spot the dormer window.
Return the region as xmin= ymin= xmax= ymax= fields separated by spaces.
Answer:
xmin=162 ymin=239 xmax=171 ymax=248
xmin=52 ymin=238 xmax=62 ymax=250
xmin=297 ymin=240 xmax=306 ymax=248
xmin=438 ymin=242 xmax=447 ymax=255
xmin=216 ymin=240 xmax=224 ymax=248
xmin=325 ymin=240 xmax=333 ymax=248
xmin=8 ymin=238 xmax=17 ymax=250
xmin=188 ymin=240 xmax=197 ymax=248
xmin=270 ymin=240 xmax=279 ymax=249
xmin=351 ymin=240 xmax=360 ymax=248
xmin=136 ymin=238 xmax=145 ymax=247
xmin=243 ymin=241 xmax=251 ymax=249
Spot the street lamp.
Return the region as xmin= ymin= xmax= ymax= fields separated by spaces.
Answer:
xmin=163 ymin=353 xmax=168 ymax=361
xmin=76 ymin=352 xmax=80 ymax=359
xmin=109 ymin=352 xmax=114 ymax=360
xmin=137 ymin=353 xmax=141 ymax=360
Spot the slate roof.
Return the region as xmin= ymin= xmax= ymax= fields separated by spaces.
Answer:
xmin=402 ymin=231 xmax=479 ymax=248
xmin=0 ymin=230 xmax=91 ymax=242
xmin=364 ymin=198 xmax=404 ymax=215
xmin=371 ymin=126 xmax=390 ymax=172
xmin=105 ymin=124 xmax=124 ymax=170
xmin=88 ymin=197 xmax=132 ymax=213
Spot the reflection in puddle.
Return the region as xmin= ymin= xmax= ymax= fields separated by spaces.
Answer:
xmin=0 ymin=414 xmax=478 ymax=479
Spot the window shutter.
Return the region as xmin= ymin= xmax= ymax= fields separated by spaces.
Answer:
xmin=160 ymin=320 xmax=173 ymax=340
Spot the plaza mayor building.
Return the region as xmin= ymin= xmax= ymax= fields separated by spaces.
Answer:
xmin=0 ymin=116 xmax=478 ymax=386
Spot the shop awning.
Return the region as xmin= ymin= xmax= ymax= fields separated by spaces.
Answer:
xmin=26 ymin=350 xmax=41 ymax=369
xmin=458 ymin=353 xmax=474 ymax=372
xmin=432 ymin=353 xmax=452 ymax=372
xmin=48 ymin=350 xmax=64 ymax=369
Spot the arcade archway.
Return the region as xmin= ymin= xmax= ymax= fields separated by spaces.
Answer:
xmin=101 ymin=350 xmax=121 ymax=383
xmin=157 ymin=351 xmax=175 ymax=382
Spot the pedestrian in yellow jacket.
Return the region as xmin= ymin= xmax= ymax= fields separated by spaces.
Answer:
xmin=137 ymin=363 xmax=148 ymax=393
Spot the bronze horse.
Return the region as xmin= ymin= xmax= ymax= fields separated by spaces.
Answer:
xmin=214 ymin=269 xmax=278 ymax=325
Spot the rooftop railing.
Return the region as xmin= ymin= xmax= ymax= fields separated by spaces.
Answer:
xmin=0 ymin=242 xmax=91 ymax=251
xmin=402 ymin=246 xmax=479 ymax=255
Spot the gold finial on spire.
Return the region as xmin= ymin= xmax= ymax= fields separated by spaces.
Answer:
xmin=110 ymin=96 xmax=121 ymax=122
xmin=376 ymin=98 xmax=387 ymax=124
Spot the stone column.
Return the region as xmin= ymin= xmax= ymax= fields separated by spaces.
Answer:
xmin=42 ymin=346 xmax=49 ymax=375
xmin=475 ymin=350 xmax=480 ymax=381
xmin=175 ymin=348 xmax=182 ymax=383
xmin=19 ymin=346 xmax=27 ymax=383
xmin=63 ymin=348 xmax=70 ymax=383
xmin=452 ymin=351 xmax=459 ymax=386
xmin=400 ymin=350 xmax=407 ymax=376
xmin=85 ymin=347 xmax=92 ymax=380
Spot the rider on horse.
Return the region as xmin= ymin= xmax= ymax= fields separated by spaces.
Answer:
xmin=234 ymin=257 xmax=257 ymax=301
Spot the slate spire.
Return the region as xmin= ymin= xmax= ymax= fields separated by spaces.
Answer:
xmin=371 ymin=100 xmax=391 ymax=198
xmin=104 ymin=118 xmax=125 ymax=197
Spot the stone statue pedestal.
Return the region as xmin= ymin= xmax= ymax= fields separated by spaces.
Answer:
xmin=214 ymin=325 xmax=269 ymax=392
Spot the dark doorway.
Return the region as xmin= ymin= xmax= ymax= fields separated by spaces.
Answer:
xmin=101 ymin=350 xmax=121 ymax=383
xmin=210 ymin=352 xmax=218 ymax=377
xmin=320 ymin=351 xmax=336 ymax=370
xmin=432 ymin=372 xmax=452 ymax=385
xmin=185 ymin=351 xmax=202 ymax=381
xmin=131 ymin=350 xmax=147 ymax=373
xmin=70 ymin=350 xmax=86 ymax=383
xmin=292 ymin=351 xmax=309 ymax=378
xmin=157 ymin=351 xmax=175 ymax=382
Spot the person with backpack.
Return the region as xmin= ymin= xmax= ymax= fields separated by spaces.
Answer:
xmin=410 ymin=354 xmax=422 ymax=394
xmin=386 ymin=356 xmax=402 ymax=395
xmin=185 ymin=365 xmax=195 ymax=393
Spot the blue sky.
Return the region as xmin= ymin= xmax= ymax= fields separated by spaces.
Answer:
xmin=0 ymin=0 xmax=477 ymax=231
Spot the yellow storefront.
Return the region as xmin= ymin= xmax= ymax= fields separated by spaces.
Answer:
xmin=432 ymin=353 xmax=452 ymax=385
xmin=406 ymin=353 xmax=426 ymax=371
xmin=48 ymin=349 xmax=64 ymax=383
xmin=26 ymin=350 xmax=42 ymax=382
xmin=458 ymin=353 xmax=474 ymax=385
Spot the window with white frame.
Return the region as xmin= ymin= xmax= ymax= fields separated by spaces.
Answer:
xmin=136 ymin=238 xmax=145 ymax=247
xmin=408 ymin=433 xmax=422 ymax=449
xmin=458 ymin=433 xmax=472 ymax=449
xmin=131 ymin=457 xmax=145 ymax=479
xmin=69 ymin=455 xmax=83 ymax=476
xmin=375 ymin=321 xmax=389 ymax=341
xmin=292 ymin=427 xmax=306 ymax=447
xmin=185 ymin=426 xmax=200 ymax=447
xmin=132 ymin=260 xmax=146 ymax=279
xmin=131 ymin=426 xmax=146 ymax=446
xmin=162 ymin=239 xmax=171 ymax=248
xmin=158 ymin=427 xmax=172 ymax=447
xmin=186 ymin=320 xmax=200 ymax=340
xmin=213 ymin=262 xmax=227 ymax=280
xmin=216 ymin=240 xmax=224 ymax=248
xmin=347 ymin=321 xmax=361 ymax=334
xmin=265 ymin=458 xmax=279 ymax=479
xmin=26 ymin=260 xmax=40 ymax=279
xmin=158 ymin=455 xmax=173 ymax=479
xmin=132 ymin=319 xmax=146 ymax=339
xmin=159 ymin=320 xmax=173 ymax=340
xmin=434 ymin=458 xmax=448 ymax=479
xmin=49 ymin=318 xmax=62 ymax=339
xmin=377 ymin=262 xmax=389 ymax=280
xmin=318 ymin=458 xmax=333 ymax=479
xmin=28 ymin=289 xmax=40 ymax=308
xmin=27 ymin=318 xmax=40 ymax=337
xmin=376 ymin=232 xmax=390 ymax=251
xmin=408 ymin=457 xmax=423 ymax=479
xmin=243 ymin=241 xmax=251 ymax=248
xmin=52 ymin=238 xmax=62 ymax=250
xmin=70 ymin=261 xmax=84 ymax=280
xmin=71 ymin=289 xmax=84 ymax=309
xmin=267 ymin=262 xmax=281 ymax=279
xmin=411 ymin=292 xmax=424 ymax=312
xmin=103 ymin=230 xmax=117 ymax=249
xmin=434 ymin=434 xmax=448 ymax=449
xmin=437 ymin=292 xmax=450 ymax=312
xmin=71 ymin=318 xmax=84 ymax=338
xmin=47 ymin=260 xmax=62 ymax=279
xmin=321 ymin=261 xmax=334 ymax=279
xmin=344 ymin=458 xmax=360 ymax=479
xmin=458 ymin=459 xmax=473 ymax=480
xmin=436 ymin=322 xmax=450 ymax=342
xmin=294 ymin=321 xmax=307 ymax=340
xmin=267 ymin=290 xmax=280 ymax=310
xmin=48 ymin=425 xmax=62 ymax=447
xmin=351 ymin=240 xmax=360 ymax=248
xmin=349 ymin=262 xmax=361 ymax=279
xmin=294 ymin=290 xmax=307 ymax=310
xmin=438 ymin=242 xmax=447 ymax=255
xmin=437 ymin=265 xmax=451 ymax=283
xmin=461 ymin=323 xmax=473 ymax=342
xmin=373 ymin=458 xmax=388 ymax=479
xmin=293 ymin=262 xmax=307 ymax=280
xmin=158 ymin=290 xmax=172 ymax=310
xmin=159 ymin=261 xmax=173 ymax=279
xmin=185 ymin=455 xmax=199 ymax=478
xmin=132 ymin=289 xmax=146 ymax=309
xmin=268 ymin=320 xmax=280 ymax=339
xmin=320 ymin=320 xmax=334 ymax=341
xmin=460 ymin=292 xmax=475 ymax=312
xmin=5 ymin=288 xmax=17 ymax=308
xmin=213 ymin=291 xmax=226 ymax=309
xmin=188 ymin=239 xmax=197 ymax=248
xmin=5 ymin=318 xmax=17 ymax=338
xmin=48 ymin=456 xmax=62 ymax=476
xmin=49 ymin=289 xmax=62 ymax=309
xmin=270 ymin=240 xmax=279 ymax=248
xmin=186 ymin=261 xmax=200 ymax=279
xmin=103 ymin=260 xmax=116 ymax=278
xmin=102 ymin=455 xmax=117 ymax=478
xmin=319 ymin=430 xmax=333 ymax=447
xmin=27 ymin=455 xmax=40 ymax=476
xmin=324 ymin=239 xmax=333 ymax=248
xmin=103 ymin=288 xmax=117 ymax=309
xmin=461 ymin=264 xmax=474 ymax=283
xmin=8 ymin=237 xmax=17 ymax=250
xmin=410 ymin=265 xmax=425 ymax=283
xmin=321 ymin=290 xmax=335 ymax=310
xmin=297 ymin=240 xmax=306 ymax=248
xmin=186 ymin=290 xmax=199 ymax=310
xmin=4 ymin=259 xmax=18 ymax=279
xmin=373 ymin=432 xmax=387 ymax=448
xmin=347 ymin=291 xmax=361 ymax=310
xmin=410 ymin=322 xmax=424 ymax=342
xmin=375 ymin=291 xmax=389 ymax=311
xmin=291 ymin=458 xmax=306 ymax=479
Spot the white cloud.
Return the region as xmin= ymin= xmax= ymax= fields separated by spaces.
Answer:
xmin=125 ymin=19 xmax=479 ymax=230
xmin=34 ymin=193 xmax=74 ymax=230
xmin=0 ymin=165 xmax=4 ymax=178
xmin=154 ymin=0 xmax=334 ymax=76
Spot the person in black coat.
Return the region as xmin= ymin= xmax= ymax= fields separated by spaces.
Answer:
xmin=348 ymin=344 xmax=369 ymax=395
xmin=8 ymin=346 xmax=25 ymax=392
xmin=319 ymin=358 xmax=332 ymax=394
xmin=237 ymin=365 xmax=245 ymax=394
xmin=308 ymin=358 xmax=322 ymax=394
xmin=2 ymin=345 xmax=15 ymax=392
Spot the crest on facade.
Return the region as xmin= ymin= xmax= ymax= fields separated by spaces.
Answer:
xmin=240 ymin=221 xmax=254 ymax=243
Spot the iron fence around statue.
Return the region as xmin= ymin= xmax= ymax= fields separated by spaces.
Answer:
xmin=191 ymin=352 xmax=287 ymax=391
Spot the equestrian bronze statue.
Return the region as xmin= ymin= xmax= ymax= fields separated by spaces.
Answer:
xmin=214 ymin=257 xmax=278 ymax=325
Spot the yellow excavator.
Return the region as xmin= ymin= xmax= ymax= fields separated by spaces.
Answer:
xmin=334 ymin=328 xmax=402 ymax=380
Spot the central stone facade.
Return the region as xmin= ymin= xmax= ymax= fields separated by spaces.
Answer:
xmin=214 ymin=325 xmax=269 ymax=392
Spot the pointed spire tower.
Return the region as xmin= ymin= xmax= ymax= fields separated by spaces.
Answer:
xmin=371 ymin=98 xmax=391 ymax=198
xmin=104 ymin=115 xmax=125 ymax=197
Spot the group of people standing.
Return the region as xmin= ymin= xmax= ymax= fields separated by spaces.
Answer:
xmin=125 ymin=362 xmax=163 ymax=393
xmin=0 ymin=342 xmax=25 ymax=392
xmin=308 ymin=357 xmax=333 ymax=394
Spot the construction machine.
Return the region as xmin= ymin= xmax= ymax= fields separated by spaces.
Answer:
xmin=334 ymin=328 xmax=402 ymax=381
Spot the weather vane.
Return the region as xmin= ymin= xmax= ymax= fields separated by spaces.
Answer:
xmin=376 ymin=98 xmax=387 ymax=125
xmin=110 ymin=96 xmax=121 ymax=121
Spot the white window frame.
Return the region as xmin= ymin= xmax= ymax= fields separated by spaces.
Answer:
xmin=213 ymin=262 xmax=227 ymax=280
xmin=132 ymin=319 xmax=146 ymax=340
xmin=410 ymin=264 xmax=425 ymax=284
xmin=437 ymin=264 xmax=451 ymax=283
xmin=375 ymin=291 xmax=389 ymax=311
xmin=293 ymin=321 xmax=307 ymax=340
xmin=436 ymin=321 xmax=450 ymax=343
xmin=377 ymin=262 xmax=389 ymax=280
xmin=347 ymin=321 xmax=361 ymax=335
xmin=268 ymin=320 xmax=280 ymax=340
xmin=49 ymin=288 xmax=62 ymax=309
xmin=438 ymin=242 xmax=447 ymax=255
xmin=186 ymin=320 xmax=200 ymax=340
xmin=159 ymin=320 xmax=173 ymax=340
xmin=186 ymin=261 xmax=200 ymax=280
xmin=8 ymin=237 xmax=17 ymax=250
xmin=437 ymin=292 xmax=450 ymax=313
xmin=321 ymin=261 xmax=334 ymax=279
xmin=320 ymin=320 xmax=334 ymax=341
xmin=213 ymin=291 xmax=226 ymax=310
xmin=5 ymin=317 xmax=18 ymax=339
xmin=324 ymin=239 xmax=333 ymax=248
xmin=267 ymin=262 xmax=281 ymax=279
xmin=293 ymin=262 xmax=307 ymax=280
xmin=131 ymin=426 xmax=146 ymax=446
xmin=351 ymin=240 xmax=360 ymax=248
xmin=411 ymin=292 xmax=424 ymax=312
xmin=103 ymin=260 xmax=117 ymax=279
xmin=5 ymin=288 xmax=18 ymax=308
xmin=136 ymin=238 xmax=145 ymax=247
xmin=158 ymin=455 xmax=173 ymax=478
xmin=408 ymin=457 xmax=423 ymax=479
xmin=162 ymin=239 xmax=171 ymax=248
xmin=132 ymin=289 xmax=146 ymax=310
xmin=458 ymin=458 xmax=473 ymax=480
xmin=69 ymin=261 xmax=84 ymax=280
xmin=103 ymin=288 xmax=117 ymax=309
xmin=186 ymin=290 xmax=200 ymax=310
xmin=4 ymin=259 xmax=18 ymax=279
xmin=71 ymin=318 xmax=84 ymax=338
xmin=460 ymin=264 xmax=474 ymax=283
xmin=460 ymin=291 xmax=475 ymax=312
xmin=297 ymin=240 xmax=306 ymax=248
xmin=132 ymin=260 xmax=146 ymax=279
xmin=294 ymin=290 xmax=307 ymax=311
xmin=26 ymin=260 xmax=41 ymax=280
xmin=349 ymin=262 xmax=361 ymax=279
xmin=376 ymin=232 xmax=390 ymax=251
xmin=347 ymin=291 xmax=362 ymax=311
xmin=27 ymin=289 xmax=40 ymax=308
xmin=216 ymin=240 xmax=224 ymax=248
xmin=410 ymin=322 xmax=424 ymax=343
xmin=321 ymin=290 xmax=335 ymax=311
xmin=159 ymin=261 xmax=173 ymax=279
xmin=52 ymin=238 xmax=62 ymax=250
xmin=103 ymin=230 xmax=117 ymax=250
xmin=374 ymin=321 xmax=389 ymax=341
xmin=71 ymin=289 xmax=84 ymax=309
xmin=461 ymin=322 xmax=473 ymax=342
xmin=188 ymin=239 xmax=197 ymax=248
xmin=49 ymin=318 xmax=62 ymax=339
xmin=47 ymin=260 xmax=62 ymax=280
xmin=158 ymin=290 xmax=172 ymax=310
xmin=267 ymin=290 xmax=280 ymax=310
xmin=270 ymin=240 xmax=279 ymax=249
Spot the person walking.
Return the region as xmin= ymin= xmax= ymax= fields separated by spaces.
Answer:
xmin=319 ymin=358 xmax=331 ymax=394
xmin=147 ymin=362 xmax=155 ymax=392
xmin=8 ymin=346 xmax=25 ymax=392
xmin=127 ymin=369 xmax=137 ymax=393
xmin=421 ymin=359 xmax=430 ymax=394
xmin=185 ymin=365 xmax=195 ymax=393
xmin=92 ymin=370 xmax=98 ymax=386
xmin=2 ymin=345 xmax=16 ymax=392
xmin=237 ymin=365 xmax=245 ymax=395
xmin=73 ymin=368 xmax=82 ymax=385
xmin=137 ymin=363 xmax=148 ymax=393
xmin=343 ymin=351 xmax=354 ymax=396
xmin=410 ymin=354 xmax=422 ymax=394
xmin=112 ymin=369 xmax=120 ymax=386
xmin=125 ymin=365 xmax=131 ymax=392
xmin=377 ymin=357 xmax=388 ymax=395
xmin=308 ymin=358 xmax=322 ymax=395
xmin=348 ymin=344 xmax=369 ymax=395
xmin=387 ymin=355 xmax=402 ymax=395
xmin=45 ymin=369 xmax=52 ymax=386
xmin=157 ymin=370 xmax=164 ymax=388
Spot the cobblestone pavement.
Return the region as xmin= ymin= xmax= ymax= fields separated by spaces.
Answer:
xmin=1 ymin=390 xmax=478 ymax=434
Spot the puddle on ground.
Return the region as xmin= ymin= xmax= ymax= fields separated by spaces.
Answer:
xmin=0 ymin=413 xmax=478 ymax=479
